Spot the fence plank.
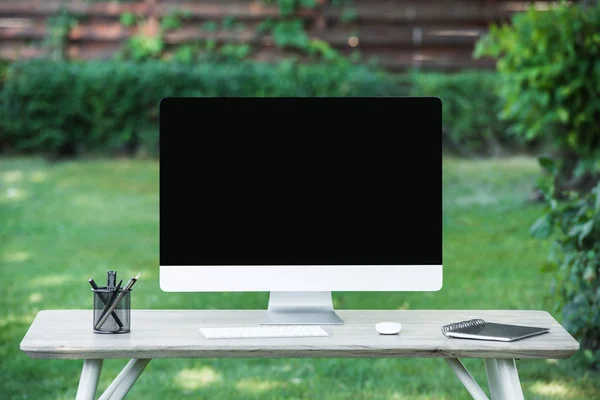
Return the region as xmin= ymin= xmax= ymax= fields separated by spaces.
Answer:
xmin=0 ymin=0 xmax=556 ymax=71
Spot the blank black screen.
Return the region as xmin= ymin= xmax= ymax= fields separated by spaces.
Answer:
xmin=159 ymin=97 xmax=441 ymax=265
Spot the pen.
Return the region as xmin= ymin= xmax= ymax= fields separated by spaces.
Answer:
xmin=107 ymin=271 xmax=116 ymax=291
xmin=89 ymin=278 xmax=123 ymax=328
xmin=95 ymin=279 xmax=123 ymax=330
xmin=95 ymin=273 xmax=140 ymax=331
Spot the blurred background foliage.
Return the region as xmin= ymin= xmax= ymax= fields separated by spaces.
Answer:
xmin=0 ymin=0 xmax=561 ymax=160
xmin=473 ymin=1 xmax=600 ymax=367
xmin=1 ymin=0 xmax=600 ymax=397
xmin=475 ymin=2 xmax=600 ymax=191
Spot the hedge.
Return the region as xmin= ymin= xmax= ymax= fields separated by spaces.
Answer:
xmin=0 ymin=59 xmax=406 ymax=156
xmin=0 ymin=59 xmax=529 ymax=157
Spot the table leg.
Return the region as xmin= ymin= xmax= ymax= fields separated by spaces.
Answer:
xmin=484 ymin=359 xmax=524 ymax=400
xmin=76 ymin=359 xmax=103 ymax=400
xmin=445 ymin=358 xmax=489 ymax=400
xmin=98 ymin=358 xmax=151 ymax=400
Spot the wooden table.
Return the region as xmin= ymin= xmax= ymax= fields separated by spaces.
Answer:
xmin=20 ymin=310 xmax=579 ymax=400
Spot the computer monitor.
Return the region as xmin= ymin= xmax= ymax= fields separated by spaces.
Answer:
xmin=159 ymin=97 xmax=442 ymax=325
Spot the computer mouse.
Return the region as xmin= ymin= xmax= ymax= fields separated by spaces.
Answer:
xmin=375 ymin=322 xmax=402 ymax=335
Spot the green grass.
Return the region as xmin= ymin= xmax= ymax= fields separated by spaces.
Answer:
xmin=1 ymin=156 xmax=599 ymax=399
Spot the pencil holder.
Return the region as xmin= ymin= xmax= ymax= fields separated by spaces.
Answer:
xmin=92 ymin=288 xmax=131 ymax=334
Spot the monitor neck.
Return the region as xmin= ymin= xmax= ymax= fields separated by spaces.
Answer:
xmin=263 ymin=291 xmax=344 ymax=325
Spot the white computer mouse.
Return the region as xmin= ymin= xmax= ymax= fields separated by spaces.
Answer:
xmin=375 ymin=322 xmax=402 ymax=335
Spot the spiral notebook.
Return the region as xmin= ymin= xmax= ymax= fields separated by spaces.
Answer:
xmin=441 ymin=319 xmax=550 ymax=342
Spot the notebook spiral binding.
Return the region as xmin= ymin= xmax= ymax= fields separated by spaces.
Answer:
xmin=441 ymin=318 xmax=486 ymax=337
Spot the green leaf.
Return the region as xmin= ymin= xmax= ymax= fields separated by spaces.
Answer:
xmin=278 ymin=0 xmax=296 ymax=16
xmin=583 ymin=265 xmax=596 ymax=281
xmin=584 ymin=349 xmax=594 ymax=361
xmin=272 ymin=20 xmax=309 ymax=49
xmin=256 ymin=19 xmax=275 ymax=34
xmin=538 ymin=156 xmax=556 ymax=174
xmin=161 ymin=14 xmax=182 ymax=31
xmin=174 ymin=45 xmax=194 ymax=64
xmin=557 ymin=108 xmax=569 ymax=123
xmin=222 ymin=17 xmax=236 ymax=29
xmin=120 ymin=12 xmax=137 ymax=27
xmin=577 ymin=220 xmax=594 ymax=245
xmin=530 ymin=214 xmax=554 ymax=239
xmin=204 ymin=39 xmax=216 ymax=51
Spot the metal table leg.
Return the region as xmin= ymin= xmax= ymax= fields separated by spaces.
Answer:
xmin=445 ymin=358 xmax=490 ymax=400
xmin=98 ymin=359 xmax=152 ymax=400
xmin=484 ymin=358 xmax=524 ymax=400
xmin=76 ymin=359 xmax=103 ymax=400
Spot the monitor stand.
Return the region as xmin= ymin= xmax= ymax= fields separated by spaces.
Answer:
xmin=262 ymin=291 xmax=344 ymax=325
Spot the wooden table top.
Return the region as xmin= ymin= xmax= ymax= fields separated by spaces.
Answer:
xmin=20 ymin=309 xmax=579 ymax=360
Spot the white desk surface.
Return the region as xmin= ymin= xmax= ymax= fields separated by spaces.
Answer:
xmin=20 ymin=310 xmax=579 ymax=360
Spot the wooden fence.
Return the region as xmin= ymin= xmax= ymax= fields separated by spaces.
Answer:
xmin=0 ymin=0 xmax=558 ymax=71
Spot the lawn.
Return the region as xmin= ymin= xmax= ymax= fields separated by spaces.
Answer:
xmin=1 ymin=156 xmax=599 ymax=399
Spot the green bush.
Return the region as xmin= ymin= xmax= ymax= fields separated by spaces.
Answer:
xmin=410 ymin=70 xmax=528 ymax=156
xmin=0 ymin=59 xmax=405 ymax=156
xmin=1 ymin=59 xmax=540 ymax=158
xmin=474 ymin=2 xmax=600 ymax=184
xmin=531 ymin=156 xmax=600 ymax=368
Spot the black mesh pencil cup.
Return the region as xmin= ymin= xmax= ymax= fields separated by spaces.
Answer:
xmin=92 ymin=287 xmax=131 ymax=334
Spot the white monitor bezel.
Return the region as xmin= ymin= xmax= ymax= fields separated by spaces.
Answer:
xmin=159 ymin=265 xmax=442 ymax=292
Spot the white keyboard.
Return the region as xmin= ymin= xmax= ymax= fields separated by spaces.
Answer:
xmin=198 ymin=325 xmax=329 ymax=339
